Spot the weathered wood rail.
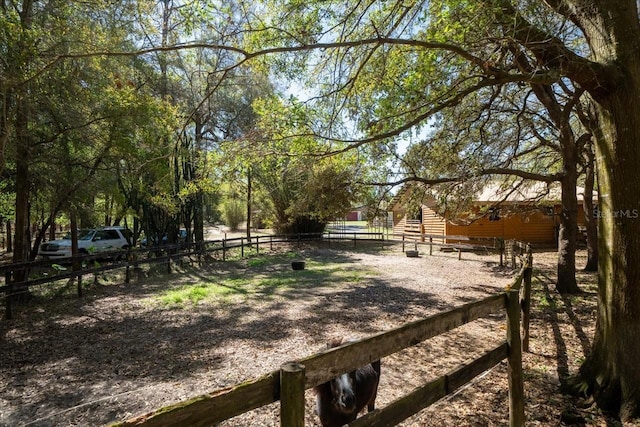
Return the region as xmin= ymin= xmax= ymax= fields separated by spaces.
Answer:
xmin=112 ymin=283 xmax=531 ymax=427
xmin=397 ymin=231 xmax=504 ymax=262
xmin=397 ymin=232 xmax=531 ymax=270
xmin=509 ymin=245 xmax=533 ymax=352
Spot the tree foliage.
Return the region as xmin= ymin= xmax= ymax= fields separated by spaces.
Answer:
xmin=236 ymin=0 xmax=640 ymax=419
xmin=250 ymin=96 xmax=363 ymax=234
xmin=3 ymin=0 xmax=640 ymax=420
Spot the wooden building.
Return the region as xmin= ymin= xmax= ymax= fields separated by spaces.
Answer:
xmin=389 ymin=182 xmax=593 ymax=246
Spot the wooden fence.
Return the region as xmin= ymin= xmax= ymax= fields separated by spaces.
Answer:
xmin=1 ymin=231 xmax=527 ymax=321
xmin=398 ymin=231 xmax=531 ymax=269
xmin=399 ymin=232 xmax=501 ymax=260
xmin=111 ymin=250 xmax=533 ymax=427
xmin=0 ymin=232 xmax=385 ymax=319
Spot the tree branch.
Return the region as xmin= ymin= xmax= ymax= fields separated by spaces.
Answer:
xmin=481 ymin=167 xmax=562 ymax=182
xmin=491 ymin=0 xmax=619 ymax=98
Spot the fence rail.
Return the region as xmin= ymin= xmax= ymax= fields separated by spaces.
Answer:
xmin=3 ymin=231 xmax=534 ymax=425
xmin=1 ymin=232 xmax=529 ymax=321
xmin=1 ymin=232 xmax=385 ymax=319
xmin=397 ymin=232 xmax=531 ymax=269
xmin=113 ymin=289 xmax=527 ymax=427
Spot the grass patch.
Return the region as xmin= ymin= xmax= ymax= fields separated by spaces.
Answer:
xmin=246 ymin=256 xmax=271 ymax=267
xmin=153 ymin=252 xmax=371 ymax=307
xmin=243 ymin=250 xmax=302 ymax=268
xmin=158 ymin=283 xmax=237 ymax=306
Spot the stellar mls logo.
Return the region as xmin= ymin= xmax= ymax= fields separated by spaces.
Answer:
xmin=593 ymin=206 xmax=639 ymax=219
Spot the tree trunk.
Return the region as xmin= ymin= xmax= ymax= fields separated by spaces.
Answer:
xmin=49 ymin=217 xmax=56 ymax=241
xmin=246 ymin=167 xmax=252 ymax=241
xmin=12 ymin=96 xmax=31 ymax=281
xmin=5 ymin=220 xmax=12 ymax=253
xmin=194 ymin=190 xmax=204 ymax=249
xmin=556 ymin=173 xmax=580 ymax=293
xmin=70 ymin=211 xmax=81 ymax=273
xmin=556 ymin=128 xmax=581 ymax=294
xmin=30 ymin=213 xmax=56 ymax=260
xmin=582 ymin=143 xmax=598 ymax=272
xmin=11 ymin=1 xmax=33 ymax=281
xmin=579 ymin=84 xmax=640 ymax=421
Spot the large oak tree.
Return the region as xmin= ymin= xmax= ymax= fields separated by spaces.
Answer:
xmin=4 ymin=0 xmax=639 ymax=420
xmin=232 ymin=0 xmax=640 ymax=419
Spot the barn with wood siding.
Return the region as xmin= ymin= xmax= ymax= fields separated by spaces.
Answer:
xmin=389 ymin=182 xmax=593 ymax=246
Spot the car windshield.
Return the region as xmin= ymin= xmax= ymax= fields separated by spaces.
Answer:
xmin=78 ymin=229 xmax=95 ymax=240
xmin=62 ymin=229 xmax=95 ymax=240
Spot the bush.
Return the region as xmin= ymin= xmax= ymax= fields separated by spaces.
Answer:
xmin=276 ymin=215 xmax=326 ymax=237
xmin=223 ymin=200 xmax=245 ymax=231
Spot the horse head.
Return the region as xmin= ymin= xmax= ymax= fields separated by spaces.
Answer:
xmin=328 ymin=371 xmax=357 ymax=414
xmin=314 ymin=338 xmax=381 ymax=427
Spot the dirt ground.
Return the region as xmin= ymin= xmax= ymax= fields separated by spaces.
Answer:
xmin=0 ymin=242 xmax=626 ymax=426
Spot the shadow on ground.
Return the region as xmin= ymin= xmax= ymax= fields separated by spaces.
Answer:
xmin=0 ymin=244 xmax=512 ymax=426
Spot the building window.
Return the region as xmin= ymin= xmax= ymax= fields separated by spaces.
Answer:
xmin=407 ymin=204 xmax=422 ymax=222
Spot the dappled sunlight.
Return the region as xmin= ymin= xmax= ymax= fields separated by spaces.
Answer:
xmin=1 ymin=244 xmax=516 ymax=425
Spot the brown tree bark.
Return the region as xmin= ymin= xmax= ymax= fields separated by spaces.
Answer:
xmin=566 ymin=1 xmax=640 ymax=419
xmin=556 ymin=173 xmax=580 ymax=293
xmin=246 ymin=167 xmax=252 ymax=241
xmin=554 ymin=122 xmax=580 ymax=294
xmin=582 ymin=142 xmax=598 ymax=272
xmin=5 ymin=220 xmax=12 ymax=253
xmin=494 ymin=0 xmax=640 ymax=416
xmin=10 ymin=1 xmax=34 ymax=281
xmin=12 ymin=94 xmax=31 ymax=281
xmin=580 ymin=90 xmax=640 ymax=420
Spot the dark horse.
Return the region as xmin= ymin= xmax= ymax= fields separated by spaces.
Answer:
xmin=313 ymin=339 xmax=381 ymax=427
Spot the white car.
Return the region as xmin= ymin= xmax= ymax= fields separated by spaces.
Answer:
xmin=38 ymin=226 xmax=132 ymax=259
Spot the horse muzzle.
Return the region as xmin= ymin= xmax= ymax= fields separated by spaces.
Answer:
xmin=335 ymin=392 xmax=356 ymax=413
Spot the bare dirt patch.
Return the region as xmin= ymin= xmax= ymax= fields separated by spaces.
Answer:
xmin=0 ymin=243 xmax=620 ymax=426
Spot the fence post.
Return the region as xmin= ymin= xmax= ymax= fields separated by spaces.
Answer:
xmin=402 ymin=235 xmax=405 ymax=252
xmin=506 ymin=289 xmax=525 ymax=427
xmin=521 ymin=247 xmax=533 ymax=352
xmin=270 ymin=235 xmax=273 ymax=251
xmin=241 ymin=237 xmax=245 ymax=258
xmin=280 ymin=362 xmax=305 ymax=427
xmin=222 ymin=238 xmax=227 ymax=262
xmin=256 ymin=236 xmax=260 ymax=255
xmin=73 ymin=255 xmax=83 ymax=297
xmin=499 ymin=238 xmax=504 ymax=267
xmin=429 ymin=236 xmax=433 ymax=256
xmin=511 ymin=240 xmax=517 ymax=268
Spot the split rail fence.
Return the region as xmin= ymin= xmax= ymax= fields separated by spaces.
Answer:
xmin=1 ymin=230 xmax=527 ymax=320
xmin=399 ymin=230 xmax=528 ymax=269
xmin=113 ymin=249 xmax=534 ymax=427
xmin=0 ymin=231 xmax=387 ymax=319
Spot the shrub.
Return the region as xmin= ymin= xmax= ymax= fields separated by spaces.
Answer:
xmin=223 ymin=200 xmax=245 ymax=231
